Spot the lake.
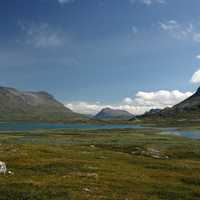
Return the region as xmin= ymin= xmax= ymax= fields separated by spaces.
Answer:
xmin=0 ymin=122 xmax=143 ymax=131
xmin=0 ymin=122 xmax=199 ymax=139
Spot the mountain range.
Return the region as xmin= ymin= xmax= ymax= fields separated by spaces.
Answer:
xmin=1 ymin=86 xmax=200 ymax=123
xmin=0 ymin=86 xmax=135 ymax=122
xmin=0 ymin=87 xmax=83 ymax=122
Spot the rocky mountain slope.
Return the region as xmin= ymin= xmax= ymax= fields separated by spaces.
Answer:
xmin=0 ymin=86 xmax=82 ymax=122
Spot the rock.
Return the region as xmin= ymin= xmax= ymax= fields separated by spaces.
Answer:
xmin=83 ymin=188 xmax=90 ymax=192
xmin=87 ymin=166 xmax=98 ymax=170
xmin=8 ymin=170 xmax=14 ymax=175
xmin=0 ymin=161 xmax=7 ymax=174
xmin=85 ymin=173 xmax=98 ymax=179
xmin=151 ymin=155 xmax=162 ymax=159
xmin=131 ymin=147 xmax=169 ymax=160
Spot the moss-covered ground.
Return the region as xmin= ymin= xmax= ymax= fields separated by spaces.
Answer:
xmin=0 ymin=128 xmax=199 ymax=200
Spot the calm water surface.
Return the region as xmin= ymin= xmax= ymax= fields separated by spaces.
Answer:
xmin=0 ymin=122 xmax=199 ymax=139
xmin=0 ymin=122 xmax=142 ymax=131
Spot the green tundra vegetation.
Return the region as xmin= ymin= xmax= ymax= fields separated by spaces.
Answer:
xmin=0 ymin=128 xmax=199 ymax=200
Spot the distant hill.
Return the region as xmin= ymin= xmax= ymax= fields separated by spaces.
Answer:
xmin=94 ymin=108 xmax=133 ymax=120
xmin=137 ymin=87 xmax=200 ymax=121
xmin=0 ymin=86 xmax=84 ymax=122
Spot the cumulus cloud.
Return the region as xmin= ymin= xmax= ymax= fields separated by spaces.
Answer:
xmin=130 ymin=0 xmax=165 ymax=6
xmin=159 ymin=20 xmax=200 ymax=42
xmin=65 ymin=101 xmax=148 ymax=115
xmin=18 ymin=21 xmax=64 ymax=48
xmin=66 ymin=101 xmax=106 ymax=115
xmin=196 ymin=55 xmax=200 ymax=59
xmin=123 ymin=97 xmax=133 ymax=104
xmin=134 ymin=90 xmax=192 ymax=108
xmin=65 ymin=90 xmax=193 ymax=115
xmin=191 ymin=69 xmax=200 ymax=84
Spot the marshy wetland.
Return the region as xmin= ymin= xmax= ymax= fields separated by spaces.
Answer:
xmin=0 ymin=126 xmax=200 ymax=199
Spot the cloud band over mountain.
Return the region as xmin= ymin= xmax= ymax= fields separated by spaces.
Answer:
xmin=65 ymin=90 xmax=193 ymax=115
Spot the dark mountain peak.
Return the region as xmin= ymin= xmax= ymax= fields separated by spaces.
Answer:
xmin=0 ymin=86 xmax=13 ymax=90
xmin=147 ymin=109 xmax=162 ymax=115
xmin=94 ymin=107 xmax=133 ymax=120
xmin=32 ymin=91 xmax=54 ymax=99
xmin=0 ymin=86 xmax=17 ymax=93
xmin=194 ymin=86 xmax=200 ymax=96
xmin=101 ymin=107 xmax=113 ymax=112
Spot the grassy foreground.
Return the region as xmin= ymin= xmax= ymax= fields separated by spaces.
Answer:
xmin=0 ymin=128 xmax=200 ymax=200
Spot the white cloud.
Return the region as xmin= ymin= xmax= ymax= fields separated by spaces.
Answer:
xmin=196 ymin=55 xmax=200 ymax=59
xmin=159 ymin=20 xmax=193 ymax=39
xmin=191 ymin=69 xmax=200 ymax=84
xmin=57 ymin=0 xmax=75 ymax=4
xmin=66 ymin=101 xmax=106 ymax=115
xmin=123 ymin=97 xmax=133 ymax=104
xmin=65 ymin=90 xmax=193 ymax=115
xmin=58 ymin=0 xmax=165 ymax=6
xmin=134 ymin=90 xmax=192 ymax=108
xmin=19 ymin=21 xmax=64 ymax=48
xmin=130 ymin=0 xmax=165 ymax=6
xmin=159 ymin=20 xmax=200 ymax=43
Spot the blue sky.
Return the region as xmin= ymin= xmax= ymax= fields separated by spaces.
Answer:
xmin=1 ymin=0 xmax=200 ymax=114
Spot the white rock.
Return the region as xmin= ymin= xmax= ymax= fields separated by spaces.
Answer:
xmin=8 ymin=170 xmax=14 ymax=175
xmin=0 ymin=161 xmax=7 ymax=174
xmin=83 ymin=188 xmax=90 ymax=192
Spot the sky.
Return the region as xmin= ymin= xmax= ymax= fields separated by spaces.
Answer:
xmin=1 ymin=0 xmax=200 ymax=114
